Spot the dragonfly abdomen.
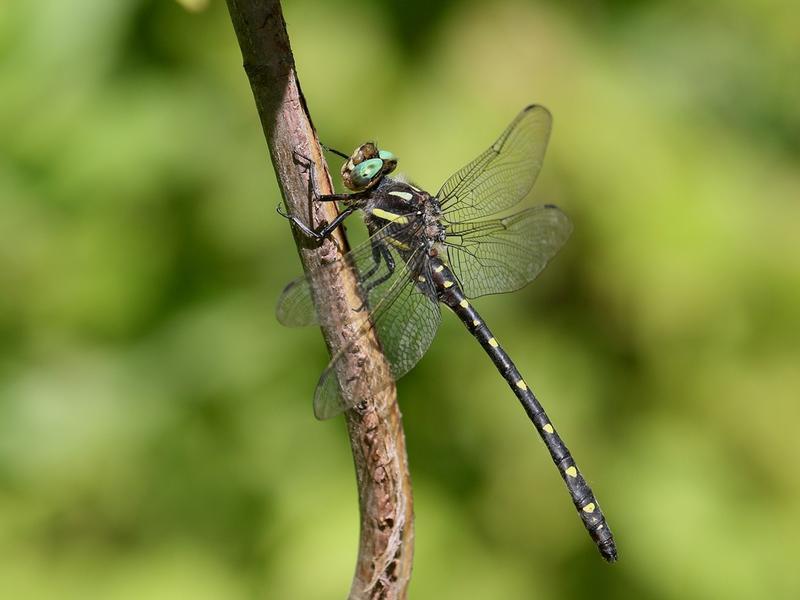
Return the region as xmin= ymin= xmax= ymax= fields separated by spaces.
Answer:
xmin=430 ymin=257 xmax=618 ymax=562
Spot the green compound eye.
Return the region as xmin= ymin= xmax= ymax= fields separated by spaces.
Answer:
xmin=351 ymin=158 xmax=384 ymax=188
xmin=379 ymin=150 xmax=397 ymax=174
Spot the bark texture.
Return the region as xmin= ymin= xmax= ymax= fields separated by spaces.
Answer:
xmin=224 ymin=2 xmax=414 ymax=598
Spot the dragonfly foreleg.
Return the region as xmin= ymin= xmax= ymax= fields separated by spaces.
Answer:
xmin=292 ymin=150 xmax=364 ymax=203
xmin=277 ymin=203 xmax=358 ymax=242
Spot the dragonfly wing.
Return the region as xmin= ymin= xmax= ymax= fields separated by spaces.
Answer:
xmin=275 ymin=275 xmax=320 ymax=327
xmin=313 ymin=248 xmax=441 ymax=419
xmin=437 ymin=105 xmax=552 ymax=223
xmin=445 ymin=205 xmax=572 ymax=299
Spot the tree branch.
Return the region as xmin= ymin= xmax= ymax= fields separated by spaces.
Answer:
xmin=223 ymin=2 xmax=414 ymax=597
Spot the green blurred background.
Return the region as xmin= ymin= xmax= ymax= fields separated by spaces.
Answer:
xmin=2 ymin=0 xmax=799 ymax=598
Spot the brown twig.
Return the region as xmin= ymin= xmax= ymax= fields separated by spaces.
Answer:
xmin=223 ymin=2 xmax=414 ymax=598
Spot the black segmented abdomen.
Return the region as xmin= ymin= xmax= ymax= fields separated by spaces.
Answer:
xmin=428 ymin=255 xmax=617 ymax=562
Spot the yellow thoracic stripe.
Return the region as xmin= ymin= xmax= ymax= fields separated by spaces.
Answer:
xmin=385 ymin=236 xmax=411 ymax=251
xmin=388 ymin=190 xmax=414 ymax=201
xmin=372 ymin=208 xmax=409 ymax=224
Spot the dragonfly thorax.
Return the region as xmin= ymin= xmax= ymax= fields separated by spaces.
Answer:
xmin=422 ymin=196 xmax=446 ymax=251
xmin=360 ymin=178 xmax=446 ymax=262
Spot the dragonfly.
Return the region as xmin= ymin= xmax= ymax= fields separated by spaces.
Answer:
xmin=276 ymin=105 xmax=617 ymax=562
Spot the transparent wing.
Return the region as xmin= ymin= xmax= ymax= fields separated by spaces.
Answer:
xmin=436 ymin=105 xmax=552 ymax=223
xmin=445 ymin=205 xmax=572 ymax=299
xmin=275 ymin=274 xmax=322 ymax=328
xmin=313 ymin=247 xmax=441 ymax=419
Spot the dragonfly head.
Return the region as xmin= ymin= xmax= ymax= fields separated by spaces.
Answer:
xmin=341 ymin=142 xmax=397 ymax=191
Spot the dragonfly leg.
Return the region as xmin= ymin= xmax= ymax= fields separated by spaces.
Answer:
xmin=359 ymin=238 xmax=386 ymax=281
xmin=292 ymin=150 xmax=361 ymax=203
xmin=363 ymin=244 xmax=396 ymax=292
xmin=277 ymin=203 xmax=358 ymax=242
xmin=280 ymin=150 xmax=372 ymax=242
xmin=354 ymin=243 xmax=396 ymax=313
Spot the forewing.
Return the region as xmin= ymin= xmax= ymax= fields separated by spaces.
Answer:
xmin=445 ymin=205 xmax=572 ymax=299
xmin=437 ymin=105 xmax=552 ymax=223
xmin=313 ymin=248 xmax=441 ymax=420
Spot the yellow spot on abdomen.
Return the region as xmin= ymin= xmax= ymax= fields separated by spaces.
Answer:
xmin=565 ymin=466 xmax=578 ymax=478
xmin=417 ymin=275 xmax=426 ymax=282
xmin=582 ymin=503 xmax=596 ymax=514
xmin=472 ymin=320 xmax=480 ymax=326
xmin=488 ymin=337 xmax=499 ymax=348
xmin=371 ymin=207 xmax=409 ymax=224
xmin=443 ymin=280 xmax=454 ymax=288
xmin=434 ymin=265 xmax=444 ymax=273
xmin=543 ymin=423 xmax=554 ymax=434
xmin=459 ymin=299 xmax=469 ymax=308
xmin=516 ymin=380 xmax=527 ymax=391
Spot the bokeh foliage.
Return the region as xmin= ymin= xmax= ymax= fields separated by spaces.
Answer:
xmin=1 ymin=0 xmax=799 ymax=598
